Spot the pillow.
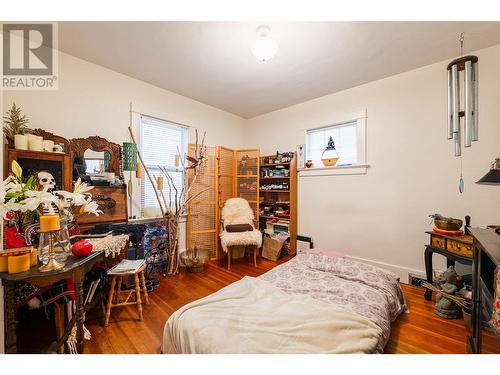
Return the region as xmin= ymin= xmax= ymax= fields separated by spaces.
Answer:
xmin=225 ymin=224 xmax=254 ymax=233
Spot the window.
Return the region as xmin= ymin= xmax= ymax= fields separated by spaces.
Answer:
xmin=306 ymin=121 xmax=358 ymax=167
xmin=140 ymin=116 xmax=188 ymax=213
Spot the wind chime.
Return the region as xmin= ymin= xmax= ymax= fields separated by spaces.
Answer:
xmin=447 ymin=33 xmax=479 ymax=192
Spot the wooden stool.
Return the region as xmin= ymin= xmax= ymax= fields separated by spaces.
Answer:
xmin=104 ymin=263 xmax=149 ymax=327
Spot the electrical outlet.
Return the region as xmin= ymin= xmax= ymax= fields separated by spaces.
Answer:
xmin=408 ymin=274 xmax=426 ymax=287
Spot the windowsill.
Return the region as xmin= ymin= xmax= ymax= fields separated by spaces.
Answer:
xmin=127 ymin=214 xmax=187 ymax=224
xmin=298 ymin=164 xmax=370 ymax=177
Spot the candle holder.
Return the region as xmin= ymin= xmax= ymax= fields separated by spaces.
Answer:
xmin=38 ymin=215 xmax=64 ymax=272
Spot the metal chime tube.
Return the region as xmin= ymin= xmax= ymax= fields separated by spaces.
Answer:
xmin=454 ymin=131 xmax=461 ymax=157
xmin=451 ymin=64 xmax=460 ymax=155
xmin=472 ymin=62 xmax=479 ymax=141
xmin=447 ymin=69 xmax=453 ymax=139
xmin=464 ymin=60 xmax=473 ymax=147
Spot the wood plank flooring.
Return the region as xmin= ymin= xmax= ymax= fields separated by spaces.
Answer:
xmin=84 ymin=255 xmax=499 ymax=354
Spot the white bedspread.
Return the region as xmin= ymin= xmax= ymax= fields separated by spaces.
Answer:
xmin=163 ymin=276 xmax=382 ymax=354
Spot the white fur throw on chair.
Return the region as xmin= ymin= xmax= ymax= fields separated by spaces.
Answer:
xmin=220 ymin=198 xmax=262 ymax=253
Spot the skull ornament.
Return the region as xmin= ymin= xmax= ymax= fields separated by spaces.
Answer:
xmin=36 ymin=171 xmax=56 ymax=192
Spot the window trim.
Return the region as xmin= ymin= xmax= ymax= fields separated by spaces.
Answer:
xmin=299 ymin=110 xmax=368 ymax=176
xmin=139 ymin=114 xmax=189 ymax=214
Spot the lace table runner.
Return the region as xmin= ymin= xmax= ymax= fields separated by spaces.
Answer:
xmin=89 ymin=234 xmax=129 ymax=258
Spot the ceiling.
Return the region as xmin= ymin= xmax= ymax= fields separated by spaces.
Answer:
xmin=59 ymin=22 xmax=500 ymax=119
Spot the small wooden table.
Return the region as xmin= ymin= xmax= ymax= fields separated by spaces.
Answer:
xmin=424 ymin=230 xmax=473 ymax=300
xmin=0 ymin=251 xmax=104 ymax=354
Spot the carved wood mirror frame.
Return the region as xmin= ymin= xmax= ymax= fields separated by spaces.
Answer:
xmin=68 ymin=136 xmax=122 ymax=177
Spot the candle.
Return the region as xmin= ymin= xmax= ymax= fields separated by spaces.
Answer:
xmin=136 ymin=162 xmax=143 ymax=178
xmin=175 ymin=154 xmax=180 ymax=167
xmin=157 ymin=176 xmax=164 ymax=191
xmin=39 ymin=215 xmax=61 ymax=232
xmin=14 ymin=134 xmax=28 ymax=150
xmin=42 ymin=140 xmax=54 ymax=152
xmin=28 ymin=136 xmax=43 ymax=151
xmin=8 ymin=253 xmax=30 ymax=274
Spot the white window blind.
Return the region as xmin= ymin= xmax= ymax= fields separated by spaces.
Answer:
xmin=306 ymin=121 xmax=358 ymax=167
xmin=140 ymin=116 xmax=188 ymax=212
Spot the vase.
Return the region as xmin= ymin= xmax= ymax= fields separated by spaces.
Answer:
xmin=38 ymin=217 xmax=72 ymax=265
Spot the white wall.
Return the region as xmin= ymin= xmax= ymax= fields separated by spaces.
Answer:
xmin=2 ymin=51 xmax=248 ymax=216
xmin=246 ymin=44 xmax=500 ymax=279
xmin=2 ymin=44 xmax=500 ymax=280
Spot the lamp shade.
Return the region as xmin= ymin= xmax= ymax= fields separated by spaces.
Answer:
xmin=122 ymin=142 xmax=138 ymax=171
xmin=476 ymin=158 xmax=500 ymax=185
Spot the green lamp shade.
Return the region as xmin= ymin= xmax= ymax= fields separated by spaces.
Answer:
xmin=122 ymin=142 xmax=138 ymax=171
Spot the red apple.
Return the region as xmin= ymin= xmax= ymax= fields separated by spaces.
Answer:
xmin=71 ymin=239 xmax=93 ymax=257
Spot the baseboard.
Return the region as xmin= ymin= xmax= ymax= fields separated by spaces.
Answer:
xmin=345 ymin=254 xmax=426 ymax=284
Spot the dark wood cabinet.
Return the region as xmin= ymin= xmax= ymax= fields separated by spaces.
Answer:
xmin=5 ymin=148 xmax=72 ymax=191
xmin=468 ymin=228 xmax=500 ymax=354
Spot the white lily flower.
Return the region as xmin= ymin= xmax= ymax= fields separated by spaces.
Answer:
xmin=73 ymin=178 xmax=94 ymax=195
xmin=54 ymin=190 xmax=88 ymax=206
xmin=2 ymin=177 xmax=21 ymax=195
xmin=21 ymin=189 xmax=58 ymax=212
xmin=0 ymin=198 xmax=22 ymax=219
xmin=80 ymin=200 xmax=103 ymax=216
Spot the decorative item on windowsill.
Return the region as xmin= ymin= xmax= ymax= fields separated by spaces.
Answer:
xmin=0 ymin=160 xmax=103 ymax=268
xmin=321 ymin=136 xmax=339 ymax=167
xmin=128 ymin=112 xmax=209 ymax=276
xmin=446 ymin=33 xmax=479 ymax=194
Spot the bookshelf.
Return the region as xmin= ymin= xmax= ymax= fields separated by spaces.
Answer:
xmin=259 ymin=153 xmax=297 ymax=254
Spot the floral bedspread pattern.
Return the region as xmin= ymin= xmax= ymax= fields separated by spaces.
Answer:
xmin=260 ymin=253 xmax=408 ymax=353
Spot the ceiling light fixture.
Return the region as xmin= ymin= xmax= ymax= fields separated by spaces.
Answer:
xmin=251 ymin=25 xmax=278 ymax=62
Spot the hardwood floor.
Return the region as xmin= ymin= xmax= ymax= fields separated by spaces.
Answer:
xmin=84 ymin=255 xmax=499 ymax=354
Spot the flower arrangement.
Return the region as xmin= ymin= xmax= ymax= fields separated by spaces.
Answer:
xmin=1 ymin=160 xmax=102 ymax=248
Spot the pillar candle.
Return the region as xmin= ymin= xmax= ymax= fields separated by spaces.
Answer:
xmin=136 ymin=162 xmax=143 ymax=178
xmin=39 ymin=215 xmax=61 ymax=232
xmin=14 ymin=134 xmax=28 ymax=150
xmin=29 ymin=137 xmax=43 ymax=151
xmin=8 ymin=253 xmax=30 ymax=274
xmin=157 ymin=176 xmax=164 ymax=191
xmin=175 ymin=154 xmax=180 ymax=167
xmin=42 ymin=139 xmax=54 ymax=152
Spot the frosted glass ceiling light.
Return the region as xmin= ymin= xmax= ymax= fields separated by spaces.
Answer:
xmin=251 ymin=25 xmax=278 ymax=62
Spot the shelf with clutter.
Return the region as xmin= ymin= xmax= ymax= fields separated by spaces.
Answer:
xmin=258 ymin=151 xmax=297 ymax=259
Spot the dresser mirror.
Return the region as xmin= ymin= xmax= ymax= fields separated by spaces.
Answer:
xmin=69 ymin=136 xmax=123 ymax=186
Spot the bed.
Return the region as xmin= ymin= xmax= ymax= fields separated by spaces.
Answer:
xmin=162 ymin=253 xmax=408 ymax=354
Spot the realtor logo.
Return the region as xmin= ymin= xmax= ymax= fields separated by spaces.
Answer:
xmin=1 ymin=22 xmax=58 ymax=90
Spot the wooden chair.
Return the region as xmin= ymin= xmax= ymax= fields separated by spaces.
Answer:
xmin=104 ymin=260 xmax=149 ymax=327
xmin=220 ymin=198 xmax=262 ymax=270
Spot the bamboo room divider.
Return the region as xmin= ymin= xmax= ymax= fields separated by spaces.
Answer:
xmin=217 ymin=147 xmax=236 ymax=259
xmin=187 ymin=146 xmax=260 ymax=260
xmin=235 ymin=149 xmax=260 ymax=221
xmin=186 ymin=145 xmax=218 ymax=259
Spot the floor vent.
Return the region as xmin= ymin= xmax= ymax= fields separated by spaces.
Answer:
xmin=408 ymin=274 xmax=426 ymax=287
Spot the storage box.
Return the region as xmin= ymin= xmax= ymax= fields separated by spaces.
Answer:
xmin=261 ymin=235 xmax=283 ymax=261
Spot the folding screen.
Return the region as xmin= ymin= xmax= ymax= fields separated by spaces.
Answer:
xmin=186 ymin=146 xmax=260 ymax=260
xmin=217 ymin=146 xmax=236 ymax=259
xmin=186 ymin=144 xmax=218 ymax=259
xmin=235 ymin=149 xmax=260 ymax=222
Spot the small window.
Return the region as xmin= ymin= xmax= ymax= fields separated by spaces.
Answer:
xmin=306 ymin=121 xmax=358 ymax=167
xmin=140 ymin=116 xmax=188 ymax=213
